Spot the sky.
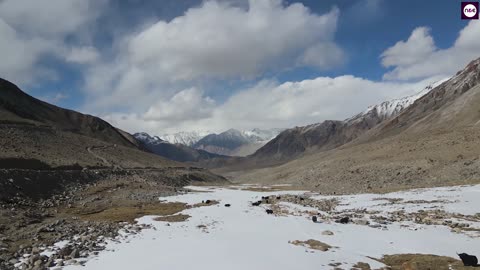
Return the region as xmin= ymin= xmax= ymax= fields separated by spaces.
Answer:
xmin=1 ymin=0 xmax=480 ymax=135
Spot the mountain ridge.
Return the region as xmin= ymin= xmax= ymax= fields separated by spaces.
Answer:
xmin=133 ymin=132 xmax=227 ymax=162
xmin=226 ymin=57 xmax=480 ymax=194
xmin=248 ymin=79 xmax=447 ymax=163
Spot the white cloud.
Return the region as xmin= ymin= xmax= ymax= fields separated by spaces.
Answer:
xmin=0 ymin=19 xmax=51 ymax=83
xmin=0 ymin=0 xmax=102 ymax=36
xmin=381 ymin=21 xmax=480 ymax=80
xmin=0 ymin=0 xmax=106 ymax=84
xmin=65 ymin=46 xmax=100 ymax=64
xmin=144 ymin=88 xmax=215 ymax=122
xmin=84 ymin=0 xmax=344 ymax=110
xmin=103 ymin=75 xmax=442 ymax=135
xmin=381 ymin=27 xmax=435 ymax=68
xmin=128 ymin=0 xmax=341 ymax=80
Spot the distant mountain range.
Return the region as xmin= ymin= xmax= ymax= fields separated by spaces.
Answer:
xmin=135 ymin=128 xmax=284 ymax=160
xmin=133 ymin=132 xmax=226 ymax=162
xmin=159 ymin=131 xmax=211 ymax=147
xmin=193 ymin=128 xmax=284 ymax=156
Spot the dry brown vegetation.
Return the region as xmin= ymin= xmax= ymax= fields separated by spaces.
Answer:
xmin=70 ymin=202 xmax=188 ymax=223
xmin=289 ymin=239 xmax=332 ymax=251
xmin=226 ymin=185 xmax=305 ymax=192
xmin=189 ymin=200 xmax=219 ymax=208
xmin=154 ymin=214 xmax=191 ymax=223
xmin=379 ymin=254 xmax=470 ymax=270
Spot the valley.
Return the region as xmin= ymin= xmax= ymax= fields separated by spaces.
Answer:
xmin=1 ymin=3 xmax=480 ymax=268
xmin=13 ymin=184 xmax=480 ymax=270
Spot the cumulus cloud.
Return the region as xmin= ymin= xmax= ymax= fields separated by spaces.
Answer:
xmin=0 ymin=0 xmax=103 ymax=36
xmin=128 ymin=0 xmax=341 ymax=79
xmin=65 ymin=46 xmax=100 ymax=64
xmin=103 ymin=75 xmax=442 ymax=135
xmin=144 ymin=88 xmax=215 ymax=122
xmin=381 ymin=21 xmax=480 ymax=80
xmin=84 ymin=0 xmax=344 ymax=109
xmin=0 ymin=19 xmax=51 ymax=83
xmin=381 ymin=27 xmax=436 ymax=68
xmin=0 ymin=0 xmax=106 ymax=84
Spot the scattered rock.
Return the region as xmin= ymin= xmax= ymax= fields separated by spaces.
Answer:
xmin=336 ymin=216 xmax=350 ymax=224
xmin=70 ymin=248 xmax=80 ymax=259
xmin=289 ymin=239 xmax=332 ymax=252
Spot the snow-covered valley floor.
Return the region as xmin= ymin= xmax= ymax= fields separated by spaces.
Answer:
xmin=57 ymin=184 xmax=480 ymax=270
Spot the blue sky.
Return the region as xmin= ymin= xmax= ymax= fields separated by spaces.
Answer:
xmin=0 ymin=0 xmax=479 ymax=134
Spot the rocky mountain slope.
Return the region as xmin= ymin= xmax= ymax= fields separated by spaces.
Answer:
xmin=228 ymin=57 xmax=480 ymax=193
xmin=0 ymin=77 xmax=229 ymax=179
xmin=134 ymin=132 xmax=225 ymax=162
xmin=0 ymin=78 xmax=176 ymax=169
xmin=250 ymin=80 xmax=445 ymax=163
xmin=0 ymin=79 xmax=138 ymax=148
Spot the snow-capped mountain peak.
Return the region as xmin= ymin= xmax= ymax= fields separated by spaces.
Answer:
xmin=244 ymin=128 xmax=286 ymax=142
xmin=159 ymin=131 xmax=211 ymax=147
xmin=347 ymin=79 xmax=449 ymax=124
xmin=133 ymin=132 xmax=163 ymax=144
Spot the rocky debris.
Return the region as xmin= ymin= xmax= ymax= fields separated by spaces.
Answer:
xmin=336 ymin=217 xmax=350 ymax=224
xmin=269 ymin=194 xmax=339 ymax=212
xmin=251 ymin=201 xmax=262 ymax=206
xmin=289 ymin=239 xmax=332 ymax=252
xmin=7 ymin=221 xmax=151 ymax=270
xmin=0 ymin=169 xmax=195 ymax=270
xmin=322 ymin=230 xmax=334 ymax=236
xmin=250 ymin=192 xmax=480 ymax=238
xmin=352 ymin=262 xmax=371 ymax=270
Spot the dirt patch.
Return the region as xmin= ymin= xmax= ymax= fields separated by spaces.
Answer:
xmin=190 ymin=200 xmax=220 ymax=208
xmin=372 ymin=197 xmax=404 ymax=203
xmin=379 ymin=254 xmax=470 ymax=270
xmin=69 ymin=202 xmax=187 ymax=223
xmin=228 ymin=185 xmax=305 ymax=192
xmin=352 ymin=262 xmax=371 ymax=270
xmin=154 ymin=214 xmax=191 ymax=222
xmin=289 ymin=239 xmax=332 ymax=251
